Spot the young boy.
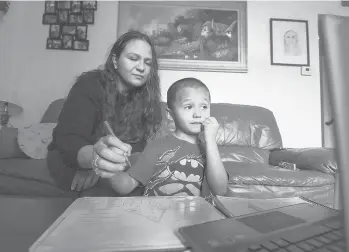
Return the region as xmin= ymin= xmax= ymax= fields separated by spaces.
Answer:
xmin=109 ymin=77 xmax=228 ymax=198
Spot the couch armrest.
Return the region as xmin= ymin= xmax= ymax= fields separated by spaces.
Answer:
xmin=269 ymin=147 xmax=338 ymax=174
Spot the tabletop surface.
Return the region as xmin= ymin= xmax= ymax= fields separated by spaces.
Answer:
xmin=0 ymin=195 xmax=73 ymax=252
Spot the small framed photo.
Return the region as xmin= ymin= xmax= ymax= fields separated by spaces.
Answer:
xmin=73 ymin=40 xmax=89 ymax=51
xmin=42 ymin=13 xmax=58 ymax=24
xmin=62 ymin=25 xmax=77 ymax=36
xmin=47 ymin=38 xmax=62 ymax=50
xmin=69 ymin=13 xmax=83 ymax=24
xmin=71 ymin=1 xmax=82 ymax=13
xmin=270 ymin=18 xmax=310 ymax=66
xmin=44 ymin=1 xmax=56 ymax=14
xmin=58 ymin=10 xmax=69 ymax=23
xmin=62 ymin=35 xmax=74 ymax=49
xmin=82 ymin=1 xmax=97 ymax=10
xmin=83 ymin=10 xmax=94 ymax=24
xmin=57 ymin=1 xmax=71 ymax=10
xmin=49 ymin=24 xmax=61 ymax=38
xmin=76 ymin=25 xmax=87 ymax=40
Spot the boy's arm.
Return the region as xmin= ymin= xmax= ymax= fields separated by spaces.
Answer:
xmin=205 ymin=138 xmax=228 ymax=196
xmin=202 ymin=117 xmax=228 ymax=196
xmin=108 ymin=172 xmax=139 ymax=195
xmin=107 ymin=141 xmax=161 ymax=195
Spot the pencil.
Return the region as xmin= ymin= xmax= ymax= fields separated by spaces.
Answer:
xmin=103 ymin=121 xmax=132 ymax=168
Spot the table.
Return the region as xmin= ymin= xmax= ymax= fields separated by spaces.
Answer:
xmin=0 ymin=195 xmax=73 ymax=252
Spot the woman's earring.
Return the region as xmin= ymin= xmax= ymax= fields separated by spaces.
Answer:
xmin=112 ymin=55 xmax=118 ymax=69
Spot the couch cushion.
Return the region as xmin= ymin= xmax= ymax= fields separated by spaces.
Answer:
xmin=224 ymin=162 xmax=335 ymax=187
xmin=40 ymin=98 xmax=65 ymax=123
xmin=219 ymin=146 xmax=270 ymax=164
xmin=211 ymin=103 xmax=282 ymax=149
xmin=0 ymin=158 xmax=77 ymax=197
xmin=269 ymin=148 xmax=338 ymax=174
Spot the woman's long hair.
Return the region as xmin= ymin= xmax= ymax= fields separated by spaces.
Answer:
xmin=99 ymin=31 xmax=162 ymax=146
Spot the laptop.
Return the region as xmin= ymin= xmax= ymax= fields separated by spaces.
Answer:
xmin=177 ymin=14 xmax=349 ymax=252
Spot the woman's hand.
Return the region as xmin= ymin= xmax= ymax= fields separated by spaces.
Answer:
xmin=71 ymin=170 xmax=100 ymax=191
xmin=92 ymin=135 xmax=132 ymax=178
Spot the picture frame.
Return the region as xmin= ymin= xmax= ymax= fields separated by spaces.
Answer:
xmin=69 ymin=13 xmax=83 ymax=24
xmin=49 ymin=24 xmax=61 ymax=38
xmin=117 ymin=1 xmax=247 ymax=72
xmin=270 ymin=18 xmax=310 ymax=66
xmin=62 ymin=25 xmax=76 ymax=36
xmin=42 ymin=13 xmax=58 ymax=24
xmin=82 ymin=1 xmax=97 ymax=10
xmin=71 ymin=1 xmax=82 ymax=13
xmin=47 ymin=38 xmax=62 ymax=50
xmin=57 ymin=1 xmax=71 ymax=10
xmin=62 ymin=35 xmax=74 ymax=49
xmin=76 ymin=25 xmax=88 ymax=40
xmin=58 ymin=10 xmax=69 ymax=24
xmin=44 ymin=1 xmax=56 ymax=14
xmin=341 ymin=0 xmax=349 ymax=7
xmin=83 ymin=10 xmax=94 ymax=24
xmin=73 ymin=40 xmax=89 ymax=51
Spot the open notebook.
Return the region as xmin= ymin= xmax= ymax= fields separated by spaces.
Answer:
xmin=29 ymin=196 xmax=225 ymax=252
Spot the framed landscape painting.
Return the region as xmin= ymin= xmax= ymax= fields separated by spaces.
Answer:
xmin=117 ymin=1 xmax=248 ymax=72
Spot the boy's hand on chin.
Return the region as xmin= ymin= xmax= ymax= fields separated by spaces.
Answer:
xmin=201 ymin=117 xmax=219 ymax=143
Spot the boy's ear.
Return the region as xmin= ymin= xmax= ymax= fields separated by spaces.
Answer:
xmin=166 ymin=107 xmax=174 ymax=121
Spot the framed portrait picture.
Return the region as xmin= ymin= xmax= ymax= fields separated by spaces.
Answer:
xmin=270 ymin=18 xmax=310 ymax=66
xmin=117 ymin=1 xmax=247 ymax=72
xmin=341 ymin=0 xmax=349 ymax=6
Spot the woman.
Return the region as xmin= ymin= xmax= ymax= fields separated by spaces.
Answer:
xmin=47 ymin=31 xmax=162 ymax=196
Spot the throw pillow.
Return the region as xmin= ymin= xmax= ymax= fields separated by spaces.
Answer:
xmin=17 ymin=123 xmax=57 ymax=159
xmin=269 ymin=147 xmax=338 ymax=174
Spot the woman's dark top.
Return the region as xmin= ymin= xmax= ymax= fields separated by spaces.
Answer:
xmin=48 ymin=71 xmax=146 ymax=170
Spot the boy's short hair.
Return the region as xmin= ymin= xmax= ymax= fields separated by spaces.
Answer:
xmin=167 ymin=77 xmax=211 ymax=109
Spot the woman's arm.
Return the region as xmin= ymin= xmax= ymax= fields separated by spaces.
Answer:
xmin=77 ymin=145 xmax=94 ymax=169
xmin=53 ymin=72 xmax=102 ymax=170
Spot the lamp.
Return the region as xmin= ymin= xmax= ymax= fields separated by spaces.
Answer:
xmin=0 ymin=100 xmax=23 ymax=127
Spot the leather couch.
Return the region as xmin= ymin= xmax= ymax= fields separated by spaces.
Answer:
xmin=157 ymin=102 xmax=337 ymax=206
xmin=0 ymin=99 xmax=337 ymax=206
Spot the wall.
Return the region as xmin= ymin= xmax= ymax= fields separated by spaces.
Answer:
xmin=0 ymin=1 xmax=348 ymax=148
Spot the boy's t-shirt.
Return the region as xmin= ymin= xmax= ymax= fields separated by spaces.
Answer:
xmin=127 ymin=134 xmax=211 ymax=198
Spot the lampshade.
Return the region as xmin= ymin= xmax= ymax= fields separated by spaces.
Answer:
xmin=0 ymin=100 xmax=23 ymax=127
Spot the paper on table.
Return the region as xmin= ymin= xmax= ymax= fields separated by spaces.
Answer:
xmin=214 ymin=196 xmax=308 ymax=217
xmin=29 ymin=196 xmax=225 ymax=252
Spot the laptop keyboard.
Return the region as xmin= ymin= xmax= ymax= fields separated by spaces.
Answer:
xmin=245 ymin=219 xmax=345 ymax=252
